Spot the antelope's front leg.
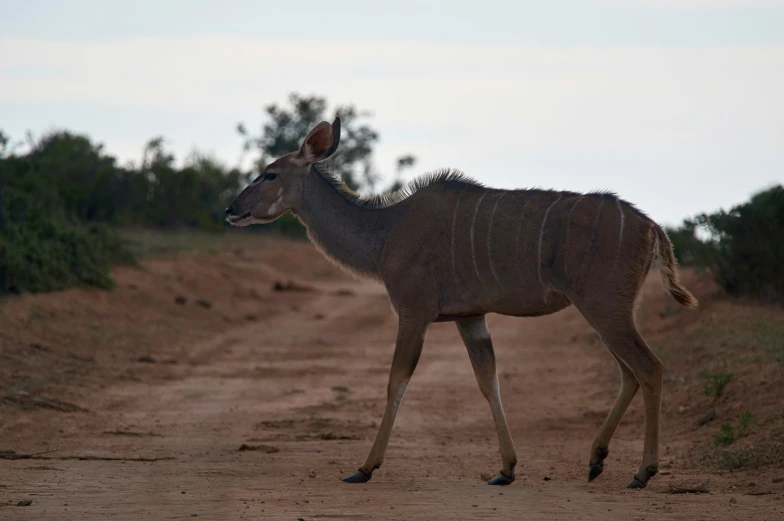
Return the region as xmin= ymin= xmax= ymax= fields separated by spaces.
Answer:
xmin=456 ymin=315 xmax=518 ymax=485
xmin=342 ymin=316 xmax=430 ymax=483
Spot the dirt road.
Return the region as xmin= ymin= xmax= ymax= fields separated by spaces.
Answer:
xmin=1 ymin=240 xmax=782 ymax=520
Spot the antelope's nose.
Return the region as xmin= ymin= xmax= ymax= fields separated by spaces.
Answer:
xmin=225 ymin=205 xmax=233 ymax=216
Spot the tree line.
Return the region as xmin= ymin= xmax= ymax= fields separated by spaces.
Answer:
xmin=0 ymin=94 xmax=415 ymax=294
xmin=1 ymin=93 xmax=781 ymax=302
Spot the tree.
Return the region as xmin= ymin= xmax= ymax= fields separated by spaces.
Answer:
xmin=0 ymin=130 xmax=8 ymax=157
xmin=238 ymin=93 xmax=416 ymax=193
xmin=28 ymin=132 xmax=120 ymax=222
xmin=694 ymin=185 xmax=784 ymax=302
xmin=667 ymin=184 xmax=784 ymax=303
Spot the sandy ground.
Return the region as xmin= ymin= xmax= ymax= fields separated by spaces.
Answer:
xmin=1 ymin=238 xmax=783 ymax=520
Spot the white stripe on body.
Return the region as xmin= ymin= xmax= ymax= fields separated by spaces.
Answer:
xmin=609 ymin=197 xmax=626 ymax=279
xmin=470 ymin=192 xmax=489 ymax=282
xmin=487 ymin=192 xmax=507 ymax=287
xmin=537 ymin=194 xmax=563 ymax=286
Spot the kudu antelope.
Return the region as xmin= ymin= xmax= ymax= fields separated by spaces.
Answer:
xmin=226 ymin=118 xmax=697 ymax=489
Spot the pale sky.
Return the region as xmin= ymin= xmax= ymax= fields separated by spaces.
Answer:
xmin=2 ymin=0 xmax=783 ymax=226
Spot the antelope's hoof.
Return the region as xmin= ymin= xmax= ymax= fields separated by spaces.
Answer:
xmin=626 ymin=477 xmax=646 ymax=489
xmin=342 ymin=468 xmax=371 ymax=484
xmin=488 ymin=472 xmax=514 ymax=486
xmin=588 ymin=463 xmax=604 ymax=482
xmin=626 ymin=465 xmax=656 ymax=489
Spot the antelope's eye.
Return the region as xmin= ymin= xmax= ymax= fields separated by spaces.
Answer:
xmin=265 ymin=173 xmax=277 ymax=181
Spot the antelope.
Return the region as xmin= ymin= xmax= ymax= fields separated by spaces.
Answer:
xmin=226 ymin=117 xmax=697 ymax=489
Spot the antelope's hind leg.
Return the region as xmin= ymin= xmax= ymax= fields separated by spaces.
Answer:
xmin=456 ymin=316 xmax=518 ymax=486
xmin=588 ymin=345 xmax=639 ymax=482
xmin=579 ymin=309 xmax=663 ymax=489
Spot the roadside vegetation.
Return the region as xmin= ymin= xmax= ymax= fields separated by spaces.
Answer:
xmin=666 ymin=184 xmax=784 ymax=304
xmin=0 ymin=94 xmax=416 ymax=295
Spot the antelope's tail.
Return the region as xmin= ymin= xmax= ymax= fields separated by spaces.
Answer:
xmin=652 ymin=224 xmax=698 ymax=308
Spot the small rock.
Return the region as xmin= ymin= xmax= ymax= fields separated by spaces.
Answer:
xmin=543 ymin=476 xmax=551 ymax=481
xmin=480 ymin=472 xmax=493 ymax=481
xmin=729 ymin=497 xmax=737 ymax=506
xmin=331 ymin=386 xmax=350 ymax=393
xmin=175 ymin=295 xmax=187 ymax=305
xmin=696 ymin=409 xmax=716 ymax=426
xmin=196 ymin=299 xmax=212 ymax=309
xmin=773 ymin=477 xmax=784 ymax=484
xmin=309 ymin=469 xmax=317 ymax=478
xmin=137 ymin=355 xmax=156 ymax=363
xmin=17 ymin=499 xmax=33 ymax=506
xmin=659 ymin=470 xmax=672 ymax=476
xmin=313 ymin=313 xmax=326 ymax=320
xmin=472 ymin=504 xmax=478 ymax=507
xmin=244 ymin=314 xmax=258 ymax=322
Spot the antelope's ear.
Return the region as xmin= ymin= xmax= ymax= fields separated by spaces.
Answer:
xmin=298 ymin=117 xmax=341 ymax=163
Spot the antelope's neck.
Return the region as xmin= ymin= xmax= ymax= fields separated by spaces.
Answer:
xmin=294 ymin=171 xmax=396 ymax=279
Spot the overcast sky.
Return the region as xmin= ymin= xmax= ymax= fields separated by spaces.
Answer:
xmin=2 ymin=0 xmax=783 ymax=226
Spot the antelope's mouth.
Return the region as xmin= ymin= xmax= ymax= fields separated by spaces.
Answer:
xmin=226 ymin=211 xmax=252 ymax=226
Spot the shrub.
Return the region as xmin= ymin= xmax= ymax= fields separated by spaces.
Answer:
xmin=0 ymin=157 xmax=134 ymax=295
xmin=699 ymin=370 xmax=733 ymax=402
xmin=714 ymin=422 xmax=736 ymax=446
xmin=670 ymin=185 xmax=784 ymax=303
xmin=709 ymin=438 xmax=784 ymax=470
xmin=711 ymin=411 xmax=755 ymax=448
xmin=739 ymin=411 xmax=755 ymax=435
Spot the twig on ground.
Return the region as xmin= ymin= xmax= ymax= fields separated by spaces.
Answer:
xmin=663 ymin=483 xmax=711 ymax=494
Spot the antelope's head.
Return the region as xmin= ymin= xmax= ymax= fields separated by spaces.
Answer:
xmin=225 ymin=117 xmax=341 ymax=226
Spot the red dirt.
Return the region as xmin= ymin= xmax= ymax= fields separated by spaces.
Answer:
xmin=1 ymin=239 xmax=783 ymax=520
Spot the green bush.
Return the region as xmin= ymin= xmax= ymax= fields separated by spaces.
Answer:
xmin=699 ymin=370 xmax=733 ymax=402
xmin=0 ymin=220 xmax=133 ymax=294
xmin=714 ymin=422 xmax=736 ymax=446
xmin=711 ymin=411 xmax=756 ymax=448
xmin=739 ymin=411 xmax=755 ymax=435
xmin=0 ymin=156 xmax=134 ymax=295
xmin=668 ymin=185 xmax=784 ymax=303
